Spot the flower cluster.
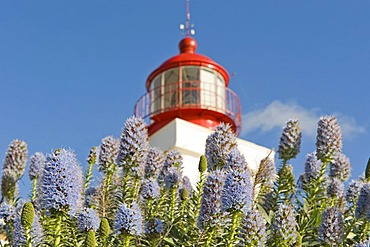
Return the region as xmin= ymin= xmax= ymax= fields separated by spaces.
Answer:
xmin=0 ymin=201 xmax=15 ymax=223
xmin=241 ymin=209 xmax=266 ymax=246
xmin=158 ymin=150 xmax=182 ymax=185
xmin=98 ymin=136 xmax=120 ymax=173
xmin=327 ymin=177 xmax=345 ymax=199
xmin=140 ymin=178 xmax=160 ymax=200
xmin=346 ymin=179 xmax=363 ymax=204
xmin=3 ymin=139 xmax=28 ymax=178
xmin=222 ymin=170 xmax=252 ymax=213
xmin=41 ymin=149 xmax=83 ymax=215
xmin=316 ymin=115 xmax=342 ymax=163
xmin=355 ymin=183 xmax=370 ymax=220
xmin=0 ymin=115 xmax=368 ymax=246
xmin=144 ymin=147 xmax=165 ymax=178
xmin=278 ymin=119 xmax=301 ymax=161
xmin=318 ymin=207 xmax=344 ymax=245
xmin=144 ymin=218 xmax=163 ymax=236
xmin=330 ymin=153 xmax=351 ymax=181
xmin=224 ymin=149 xmax=247 ymax=172
xmin=165 ymin=167 xmax=182 ymax=189
xmin=303 ymin=152 xmax=323 ymax=183
xmin=118 ymin=116 xmax=149 ymax=177
xmin=77 ymin=208 xmax=100 ymax=232
xmin=205 ymin=123 xmax=237 ymax=171
xmin=254 ymin=157 xmax=276 ymax=186
xmin=28 ymin=152 xmax=46 ymax=180
xmin=198 ymin=169 xmax=226 ymax=230
xmin=114 ymin=202 xmax=143 ymax=236
xmin=270 ymin=204 xmax=297 ymax=246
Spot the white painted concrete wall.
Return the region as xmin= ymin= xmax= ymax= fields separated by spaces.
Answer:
xmin=149 ymin=118 xmax=274 ymax=185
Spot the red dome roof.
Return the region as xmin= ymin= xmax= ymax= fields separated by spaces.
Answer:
xmin=146 ymin=37 xmax=230 ymax=90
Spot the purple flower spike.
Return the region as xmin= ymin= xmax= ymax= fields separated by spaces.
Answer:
xmin=355 ymin=183 xmax=370 ymax=220
xmin=241 ymin=209 xmax=266 ymax=246
xmin=158 ymin=150 xmax=182 ymax=185
xmin=327 ymin=177 xmax=345 ymax=199
xmin=346 ymin=179 xmax=363 ymax=204
xmin=318 ymin=207 xmax=344 ymax=245
xmin=41 ymin=149 xmax=83 ymax=215
xmin=118 ymin=116 xmax=149 ymax=178
xmin=316 ymin=116 xmax=342 ymax=163
xmin=145 ymin=218 xmax=163 ymax=236
xmin=140 ymin=178 xmax=160 ymax=200
xmin=77 ymin=207 xmax=100 ymax=232
xmin=303 ymin=152 xmax=323 ymax=184
xmin=145 ymin=147 xmax=165 ymax=179
xmin=330 ymin=153 xmax=351 ymax=182
xmin=222 ymin=170 xmax=252 ymax=213
xmin=114 ymin=202 xmax=143 ymax=236
xmin=198 ymin=170 xmax=226 ymax=230
xmin=270 ymin=204 xmax=297 ymax=246
xmin=224 ymin=149 xmax=247 ymax=172
xmin=3 ymin=139 xmax=28 ymax=178
xmin=29 ymin=152 xmax=46 ymax=180
xmin=12 ymin=212 xmax=42 ymax=247
xmin=0 ymin=201 xmax=15 ymax=223
xmin=165 ymin=167 xmax=182 ymax=189
xmin=278 ymin=119 xmax=302 ymax=161
xmin=205 ymin=123 xmax=237 ymax=171
xmin=99 ymin=136 xmax=120 ymax=173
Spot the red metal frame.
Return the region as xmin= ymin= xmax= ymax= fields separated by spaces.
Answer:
xmin=134 ymin=80 xmax=241 ymax=136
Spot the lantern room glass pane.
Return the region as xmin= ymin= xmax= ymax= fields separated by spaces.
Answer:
xmin=200 ymin=68 xmax=215 ymax=109
xmin=164 ymin=68 xmax=179 ymax=108
xmin=182 ymin=66 xmax=200 ymax=105
xmin=216 ymin=74 xmax=226 ymax=111
xmin=200 ymin=68 xmax=225 ymax=113
xmin=182 ymin=66 xmax=200 ymax=81
xmin=150 ymin=74 xmax=162 ymax=114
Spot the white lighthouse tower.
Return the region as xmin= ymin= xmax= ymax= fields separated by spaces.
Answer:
xmin=134 ymin=6 xmax=272 ymax=184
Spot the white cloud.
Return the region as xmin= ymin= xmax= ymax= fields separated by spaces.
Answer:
xmin=241 ymin=100 xmax=365 ymax=139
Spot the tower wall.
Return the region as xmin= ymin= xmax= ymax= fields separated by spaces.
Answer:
xmin=149 ymin=118 xmax=274 ymax=185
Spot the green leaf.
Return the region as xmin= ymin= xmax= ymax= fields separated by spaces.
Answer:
xmin=366 ymin=158 xmax=370 ymax=180
xmin=164 ymin=237 xmax=175 ymax=245
xmin=256 ymin=204 xmax=271 ymax=224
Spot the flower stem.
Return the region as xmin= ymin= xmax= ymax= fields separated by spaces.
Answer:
xmin=123 ymin=235 xmax=131 ymax=247
xmin=84 ymin=160 xmax=95 ymax=190
xmin=53 ymin=212 xmax=63 ymax=247
xmin=122 ymin=172 xmax=130 ymax=201
xmin=25 ymin=226 xmax=33 ymax=247
xmin=227 ymin=211 xmax=240 ymax=247
xmin=170 ymin=188 xmax=177 ymax=222
xmin=132 ymin=177 xmax=140 ymax=201
xmin=31 ymin=179 xmax=37 ymax=201
xmin=194 ymin=170 xmax=205 ymax=223
xmin=147 ymin=198 xmax=153 ymax=218
xmin=205 ymin=228 xmax=214 ymax=247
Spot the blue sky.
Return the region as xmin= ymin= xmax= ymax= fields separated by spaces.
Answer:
xmin=0 ymin=1 xmax=369 ymax=195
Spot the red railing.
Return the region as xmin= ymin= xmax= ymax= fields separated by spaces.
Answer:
xmin=134 ymin=81 xmax=241 ymax=133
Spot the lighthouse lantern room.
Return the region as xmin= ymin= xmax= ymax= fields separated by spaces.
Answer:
xmin=134 ymin=37 xmax=241 ymax=136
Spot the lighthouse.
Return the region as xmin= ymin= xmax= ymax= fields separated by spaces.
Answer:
xmin=134 ymin=4 xmax=272 ymax=184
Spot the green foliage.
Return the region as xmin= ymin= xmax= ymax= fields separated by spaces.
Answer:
xmin=366 ymin=158 xmax=370 ymax=181
xmin=85 ymin=230 xmax=98 ymax=247
xmin=21 ymin=202 xmax=34 ymax=229
xmin=198 ymin=155 xmax=207 ymax=173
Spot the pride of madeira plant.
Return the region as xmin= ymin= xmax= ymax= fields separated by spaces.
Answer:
xmin=0 ymin=115 xmax=369 ymax=246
